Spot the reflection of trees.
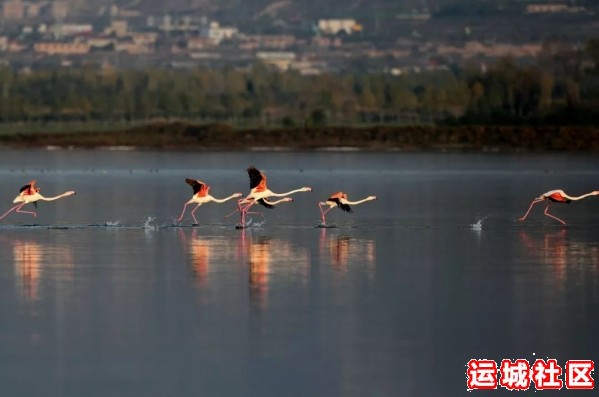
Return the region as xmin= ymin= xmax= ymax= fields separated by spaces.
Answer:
xmin=319 ymin=229 xmax=376 ymax=276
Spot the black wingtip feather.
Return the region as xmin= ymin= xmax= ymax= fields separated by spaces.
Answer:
xmin=330 ymin=197 xmax=353 ymax=213
xmin=257 ymin=199 xmax=274 ymax=209
xmin=247 ymin=166 xmax=264 ymax=189
xmin=340 ymin=203 xmax=353 ymax=213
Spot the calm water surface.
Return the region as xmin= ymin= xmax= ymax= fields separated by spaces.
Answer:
xmin=0 ymin=150 xmax=598 ymax=396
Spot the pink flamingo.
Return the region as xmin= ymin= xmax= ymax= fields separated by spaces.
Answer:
xmin=0 ymin=180 xmax=76 ymax=222
xmin=178 ymin=178 xmax=242 ymax=225
xmin=318 ymin=192 xmax=377 ymax=226
xmin=517 ymin=189 xmax=598 ymax=225
xmin=232 ymin=166 xmax=312 ymax=227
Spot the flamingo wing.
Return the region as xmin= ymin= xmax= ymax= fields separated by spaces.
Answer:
xmin=19 ymin=180 xmax=36 ymax=194
xmin=548 ymin=192 xmax=571 ymax=204
xmin=329 ymin=197 xmax=353 ymax=213
xmin=257 ymin=198 xmax=275 ymax=209
xmin=247 ymin=166 xmax=267 ymax=191
xmin=185 ymin=178 xmax=209 ymax=196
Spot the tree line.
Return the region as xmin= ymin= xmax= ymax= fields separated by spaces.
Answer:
xmin=1 ymin=39 xmax=598 ymax=127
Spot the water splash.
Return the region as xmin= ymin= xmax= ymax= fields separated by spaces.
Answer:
xmin=237 ymin=218 xmax=266 ymax=229
xmin=470 ymin=214 xmax=491 ymax=231
xmin=143 ymin=216 xmax=157 ymax=230
xmin=105 ymin=220 xmax=120 ymax=227
xmin=252 ymin=219 xmax=267 ymax=228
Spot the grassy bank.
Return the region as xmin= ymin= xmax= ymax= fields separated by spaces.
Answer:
xmin=0 ymin=122 xmax=598 ymax=151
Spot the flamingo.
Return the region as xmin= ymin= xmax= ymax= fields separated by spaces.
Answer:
xmin=517 ymin=189 xmax=599 ymax=225
xmin=0 ymin=180 xmax=76 ymax=222
xmin=177 ymin=178 xmax=242 ymax=225
xmin=318 ymin=192 xmax=377 ymax=226
xmin=233 ymin=166 xmax=312 ymax=227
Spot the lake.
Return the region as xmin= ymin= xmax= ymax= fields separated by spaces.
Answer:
xmin=0 ymin=150 xmax=598 ymax=396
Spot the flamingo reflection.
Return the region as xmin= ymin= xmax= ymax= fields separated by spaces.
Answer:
xmin=8 ymin=239 xmax=74 ymax=301
xmin=179 ymin=229 xmax=239 ymax=287
xmin=319 ymin=228 xmax=376 ymax=276
xmin=189 ymin=237 xmax=211 ymax=287
xmin=179 ymin=228 xmax=309 ymax=310
xmin=249 ymin=236 xmax=271 ymax=309
xmin=519 ymin=230 xmax=599 ymax=283
xmin=239 ymin=230 xmax=310 ymax=310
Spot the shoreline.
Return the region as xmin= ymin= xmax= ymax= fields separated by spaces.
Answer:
xmin=0 ymin=122 xmax=598 ymax=152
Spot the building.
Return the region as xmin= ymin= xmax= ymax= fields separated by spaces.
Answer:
xmin=106 ymin=20 xmax=128 ymax=37
xmin=26 ymin=2 xmax=43 ymax=18
xmin=34 ymin=41 xmax=91 ymax=55
xmin=436 ymin=41 xmax=541 ymax=59
xmin=526 ymin=4 xmax=569 ymax=13
xmin=256 ymin=51 xmax=296 ymax=70
xmin=130 ymin=32 xmax=158 ymax=45
xmin=239 ymin=35 xmax=297 ymax=50
xmin=317 ymin=19 xmax=361 ymax=35
xmin=200 ymin=22 xmax=238 ymax=44
xmin=115 ymin=40 xmax=153 ymax=55
xmin=2 ymin=1 xmax=25 ymax=20
xmin=51 ymin=1 xmax=68 ymax=20
xmin=88 ymin=37 xmax=116 ymax=50
xmin=187 ymin=37 xmax=215 ymax=50
xmin=53 ymin=24 xmax=94 ymax=37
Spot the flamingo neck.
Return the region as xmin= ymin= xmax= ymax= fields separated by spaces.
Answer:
xmin=565 ymin=191 xmax=599 ymax=201
xmin=210 ymin=194 xmax=240 ymax=203
xmin=38 ymin=192 xmax=74 ymax=201
xmin=269 ymin=188 xmax=307 ymax=197
xmin=344 ymin=197 xmax=375 ymax=205
xmin=265 ymin=198 xmax=291 ymax=205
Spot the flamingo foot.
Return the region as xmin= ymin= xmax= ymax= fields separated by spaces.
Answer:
xmin=317 ymin=224 xmax=337 ymax=229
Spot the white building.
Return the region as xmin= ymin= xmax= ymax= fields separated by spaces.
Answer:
xmin=200 ymin=22 xmax=238 ymax=44
xmin=256 ymin=51 xmax=296 ymax=70
xmin=526 ymin=4 xmax=569 ymax=13
xmin=317 ymin=19 xmax=360 ymax=35
xmin=53 ymin=24 xmax=94 ymax=37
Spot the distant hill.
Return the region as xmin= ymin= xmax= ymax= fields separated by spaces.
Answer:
xmin=99 ymin=0 xmax=433 ymax=19
xmin=55 ymin=0 xmax=599 ymax=29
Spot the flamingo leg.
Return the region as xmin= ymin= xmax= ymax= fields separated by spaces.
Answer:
xmin=240 ymin=202 xmax=255 ymax=227
xmin=0 ymin=204 xmax=22 ymax=222
xmin=245 ymin=211 xmax=264 ymax=218
xmin=190 ymin=204 xmax=201 ymax=225
xmin=319 ymin=203 xmax=334 ymax=226
xmin=224 ymin=201 xmax=264 ymax=218
xmin=543 ymin=202 xmax=566 ymax=225
xmin=517 ymin=199 xmax=543 ymax=221
xmin=16 ymin=204 xmax=37 ymax=217
xmin=225 ymin=198 xmax=248 ymax=219
xmin=224 ymin=208 xmax=240 ymax=218
xmin=177 ymin=202 xmax=191 ymax=222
